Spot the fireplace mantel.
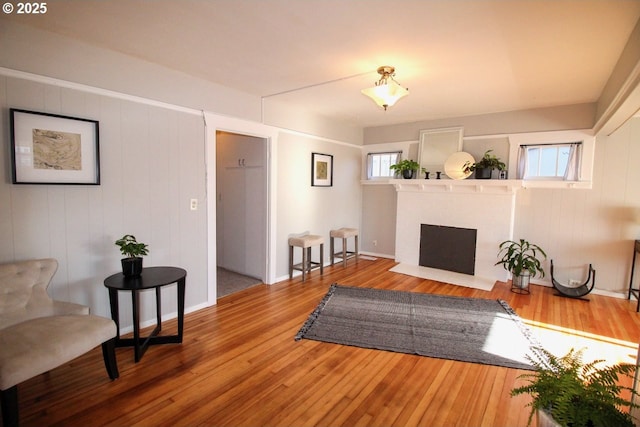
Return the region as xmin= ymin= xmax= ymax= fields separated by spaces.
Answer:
xmin=390 ymin=179 xmax=523 ymax=194
xmin=361 ymin=178 xmax=590 ymax=190
xmin=392 ymin=178 xmax=519 ymax=290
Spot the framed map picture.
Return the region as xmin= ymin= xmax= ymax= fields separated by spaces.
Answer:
xmin=10 ymin=109 xmax=100 ymax=185
xmin=311 ymin=152 xmax=333 ymax=187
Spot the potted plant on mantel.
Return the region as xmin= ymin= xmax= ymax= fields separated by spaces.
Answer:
xmin=463 ymin=149 xmax=506 ymax=179
xmin=511 ymin=346 xmax=639 ymax=427
xmin=115 ymin=234 xmax=149 ymax=277
xmin=496 ymin=238 xmax=546 ymax=293
xmin=389 ymin=159 xmax=422 ymax=179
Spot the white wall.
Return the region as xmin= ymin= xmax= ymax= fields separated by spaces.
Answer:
xmin=360 ymin=140 xmax=416 ymax=258
xmin=263 ymin=97 xmax=363 ymax=146
xmin=514 ymin=116 xmax=640 ymax=295
xmin=0 ymin=75 xmax=209 ymax=326
xmin=360 ymin=116 xmax=640 ymax=295
xmin=0 ymin=75 xmax=365 ymax=324
xmin=1 ymin=75 xmax=365 ymax=331
xmin=276 ymin=132 xmax=363 ymax=280
xmin=0 ymin=20 xmax=261 ymax=123
xmin=361 ymin=184 xmax=397 ymax=258
xmin=0 ymin=20 xmax=362 ymax=146
xmin=363 ymin=103 xmax=597 ymax=145
xmin=0 ymin=21 xmax=364 ymax=330
xmin=202 ymin=113 xmax=363 ymax=285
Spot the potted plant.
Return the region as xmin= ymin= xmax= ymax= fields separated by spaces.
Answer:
xmin=496 ymin=238 xmax=546 ymax=292
xmin=463 ymin=149 xmax=506 ymax=179
xmin=115 ymin=234 xmax=149 ymax=277
xmin=511 ymin=346 xmax=639 ymax=427
xmin=389 ymin=159 xmax=421 ymax=179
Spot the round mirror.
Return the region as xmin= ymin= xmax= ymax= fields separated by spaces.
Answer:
xmin=444 ymin=152 xmax=475 ymax=180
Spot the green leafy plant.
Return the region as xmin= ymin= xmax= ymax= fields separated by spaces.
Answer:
xmin=511 ymin=347 xmax=639 ymax=427
xmin=389 ymin=159 xmax=421 ymax=174
xmin=496 ymin=239 xmax=547 ymax=278
xmin=463 ymin=149 xmax=506 ymax=173
xmin=115 ymin=234 xmax=149 ymax=259
xmin=389 ymin=159 xmax=422 ymax=179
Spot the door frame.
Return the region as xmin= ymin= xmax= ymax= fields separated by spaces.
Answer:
xmin=204 ymin=113 xmax=276 ymax=305
xmin=215 ymin=130 xmax=268 ymax=281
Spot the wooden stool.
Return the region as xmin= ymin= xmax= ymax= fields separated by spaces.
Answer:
xmin=288 ymin=234 xmax=324 ymax=281
xmin=330 ymin=228 xmax=359 ymax=267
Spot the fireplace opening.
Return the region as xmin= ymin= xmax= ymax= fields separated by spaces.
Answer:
xmin=419 ymin=224 xmax=477 ymax=275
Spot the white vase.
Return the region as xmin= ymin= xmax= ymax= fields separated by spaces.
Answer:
xmin=536 ymin=409 xmax=561 ymax=427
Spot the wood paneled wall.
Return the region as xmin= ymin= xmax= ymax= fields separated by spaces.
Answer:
xmin=360 ymin=117 xmax=640 ymax=295
xmin=0 ymin=75 xmax=208 ymax=325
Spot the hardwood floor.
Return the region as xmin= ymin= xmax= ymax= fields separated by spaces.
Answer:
xmin=10 ymin=257 xmax=640 ymax=427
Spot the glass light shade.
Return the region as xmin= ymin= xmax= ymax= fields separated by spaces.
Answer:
xmin=361 ymin=80 xmax=409 ymax=110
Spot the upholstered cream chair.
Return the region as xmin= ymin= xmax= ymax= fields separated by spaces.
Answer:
xmin=0 ymin=258 xmax=118 ymax=427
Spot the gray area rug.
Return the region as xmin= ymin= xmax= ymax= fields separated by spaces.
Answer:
xmin=295 ymin=284 xmax=538 ymax=370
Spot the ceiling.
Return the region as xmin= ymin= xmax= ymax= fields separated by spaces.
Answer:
xmin=4 ymin=0 xmax=640 ymax=128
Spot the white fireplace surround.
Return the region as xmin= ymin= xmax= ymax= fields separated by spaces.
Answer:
xmin=392 ymin=179 xmax=523 ymax=290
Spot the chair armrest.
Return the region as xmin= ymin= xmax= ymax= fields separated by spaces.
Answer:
xmin=0 ymin=301 xmax=89 ymax=330
xmin=50 ymin=300 xmax=90 ymax=316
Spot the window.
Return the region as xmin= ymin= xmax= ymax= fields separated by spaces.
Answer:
xmin=517 ymin=142 xmax=582 ymax=180
xmin=367 ymin=151 xmax=401 ymax=179
xmin=508 ymin=130 xmax=594 ymax=188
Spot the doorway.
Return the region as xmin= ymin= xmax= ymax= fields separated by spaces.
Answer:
xmin=216 ymin=131 xmax=268 ymax=298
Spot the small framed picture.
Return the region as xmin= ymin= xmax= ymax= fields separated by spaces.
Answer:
xmin=311 ymin=152 xmax=333 ymax=187
xmin=10 ymin=108 xmax=100 ymax=185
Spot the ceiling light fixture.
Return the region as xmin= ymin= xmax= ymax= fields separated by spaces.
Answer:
xmin=361 ymin=66 xmax=409 ymax=111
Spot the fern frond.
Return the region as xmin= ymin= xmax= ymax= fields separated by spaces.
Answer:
xmin=511 ymin=346 xmax=640 ymax=427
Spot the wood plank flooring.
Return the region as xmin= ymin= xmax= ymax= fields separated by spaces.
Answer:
xmin=9 ymin=257 xmax=640 ymax=427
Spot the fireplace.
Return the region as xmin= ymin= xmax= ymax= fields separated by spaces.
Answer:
xmin=420 ymin=224 xmax=477 ymax=275
xmin=392 ymin=180 xmax=521 ymax=290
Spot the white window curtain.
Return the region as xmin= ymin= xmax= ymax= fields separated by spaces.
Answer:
xmin=517 ymin=143 xmax=581 ymax=180
xmin=367 ymin=154 xmax=375 ymax=179
xmin=563 ymin=143 xmax=581 ymax=181
xmin=517 ymin=146 xmax=528 ymax=179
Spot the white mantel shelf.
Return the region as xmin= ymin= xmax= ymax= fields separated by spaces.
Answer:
xmin=361 ymin=179 xmax=591 ymax=192
xmin=389 ymin=179 xmax=523 ymax=194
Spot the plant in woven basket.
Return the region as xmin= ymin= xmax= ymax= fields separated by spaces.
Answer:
xmin=511 ymin=346 xmax=639 ymax=427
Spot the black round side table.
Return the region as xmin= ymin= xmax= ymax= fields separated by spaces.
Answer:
xmin=104 ymin=266 xmax=186 ymax=362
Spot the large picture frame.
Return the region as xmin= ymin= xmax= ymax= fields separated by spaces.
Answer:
xmin=10 ymin=108 xmax=100 ymax=185
xmin=418 ymin=126 xmax=464 ymax=176
xmin=311 ymin=152 xmax=333 ymax=187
